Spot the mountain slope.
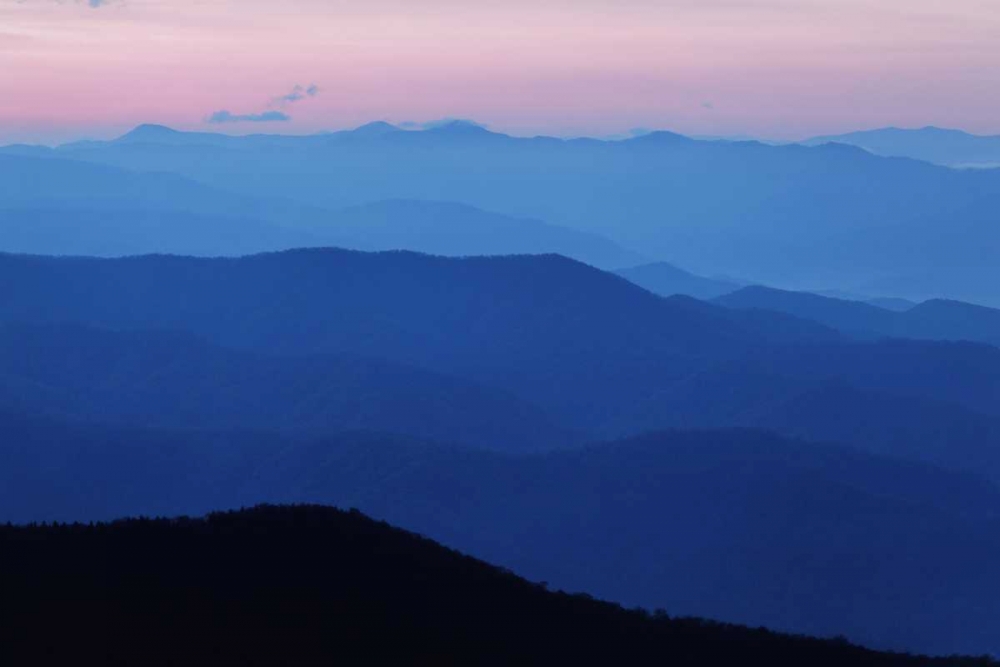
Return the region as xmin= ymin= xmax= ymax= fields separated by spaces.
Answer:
xmin=0 ymin=249 xmax=839 ymax=433
xmin=3 ymin=504 xmax=988 ymax=667
xmin=716 ymin=286 xmax=898 ymax=337
xmin=736 ymin=384 xmax=1000 ymax=482
xmin=803 ymin=126 xmax=1000 ymax=168
xmin=717 ymin=286 xmax=1000 ymax=347
xmin=2 ymin=414 xmax=999 ymax=656
xmin=0 ymin=322 xmax=572 ymax=452
xmin=5 ymin=248 xmax=1000 ymax=453
xmin=0 ymin=155 xmax=640 ymax=268
xmin=615 ymin=261 xmax=739 ymax=299
xmin=317 ymin=199 xmax=645 ymax=269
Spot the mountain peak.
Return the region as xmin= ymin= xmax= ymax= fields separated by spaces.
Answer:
xmin=425 ymin=120 xmax=493 ymax=135
xmin=118 ymin=124 xmax=182 ymax=142
xmin=351 ymin=121 xmax=400 ymax=136
xmin=625 ymin=130 xmax=692 ymax=145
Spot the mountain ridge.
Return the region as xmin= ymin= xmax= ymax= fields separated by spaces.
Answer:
xmin=3 ymin=503 xmax=990 ymax=666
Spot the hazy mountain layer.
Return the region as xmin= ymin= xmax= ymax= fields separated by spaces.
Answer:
xmin=803 ymin=126 xmax=1000 ymax=168
xmin=615 ymin=261 xmax=740 ymax=299
xmin=11 ymin=123 xmax=1000 ymax=301
xmin=717 ymin=286 xmax=1000 ymax=347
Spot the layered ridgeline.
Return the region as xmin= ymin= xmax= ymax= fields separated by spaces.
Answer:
xmin=615 ymin=261 xmax=742 ymax=300
xmin=3 ymin=249 xmax=1000 ymax=482
xmin=3 ymin=414 xmax=1000 ymax=657
xmin=4 ymin=249 xmax=1000 ymax=654
xmin=5 ymin=122 xmax=1000 ymax=302
xmin=3 ymin=505 xmax=991 ymax=667
xmin=0 ymin=249 xmax=842 ymax=436
xmin=717 ymin=286 xmax=1000 ymax=347
xmin=802 ymin=126 xmax=1000 ymax=168
xmin=0 ymin=323 xmax=575 ymax=452
xmin=0 ymin=154 xmax=639 ymax=269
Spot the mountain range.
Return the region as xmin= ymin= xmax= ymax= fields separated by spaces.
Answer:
xmin=0 ymin=153 xmax=639 ymax=269
xmin=3 ymin=119 xmax=1000 ymax=659
xmin=5 ymin=122 xmax=1000 ymax=303
xmin=3 ymin=410 xmax=999 ymax=656
xmin=3 ymin=249 xmax=999 ymax=484
xmin=716 ymin=286 xmax=1000 ymax=347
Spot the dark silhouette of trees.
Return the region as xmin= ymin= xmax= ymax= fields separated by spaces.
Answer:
xmin=1 ymin=505 xmax=994 ymax=667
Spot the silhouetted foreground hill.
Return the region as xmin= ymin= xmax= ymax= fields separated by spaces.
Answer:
xmin=3 ymin=411 xmax=999 ymax=655
xmin=0 ymin=505 xmax=992 ymax=667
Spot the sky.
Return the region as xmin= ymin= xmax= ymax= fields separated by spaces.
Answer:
xmin=2 ymin=0 xmax=1000 ymax=144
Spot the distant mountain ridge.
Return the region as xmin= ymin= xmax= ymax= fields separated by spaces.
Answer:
xmin=6 ymin=121 xmax=1000 ymax=302
xmin=0 ymin=153 xmax=643 ymax=269
xmin=615 ymin=261 xmax=740 ymax=299
xmin=319 ymin=199 xmax=645 ymax=268
xmin=717 ymin=285 xmax=1000 ymax=347
xmin=803 ymin=126 xmax=1000 ymax=168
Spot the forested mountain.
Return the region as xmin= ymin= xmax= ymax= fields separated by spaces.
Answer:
xmin=3 ymin=249 xmax=999 ymax=446
xmin=0 ymin=249 xmax=839 ymax=433
xmin=2 ymin=413 xmax=999 ymax=656
xmin=4 ymin=248 xmax=1000 ymax=654
xmin=734 ymin=384 xmax=1000 ymax=482
xmin=4 ymin=505 xmax=991 ymax=667
xmin=0 ymin=323 xmax=573 ymax=452
xmin=7 ymin=0 xmax=998 ymax=663
xmin=10 ymin=123 xmax=1000 ymax=302
xmin=717 ymin=286 xmax=1000 ymax=346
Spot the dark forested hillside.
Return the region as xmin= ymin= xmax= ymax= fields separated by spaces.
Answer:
xmin=1 ymin=505 xmax=994 ymax=667
xmin=3 ymin=411 xmax=999 ymax=656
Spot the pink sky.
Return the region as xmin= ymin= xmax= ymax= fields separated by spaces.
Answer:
xmin=2 ymin=0 xmax=1000 ymax=144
